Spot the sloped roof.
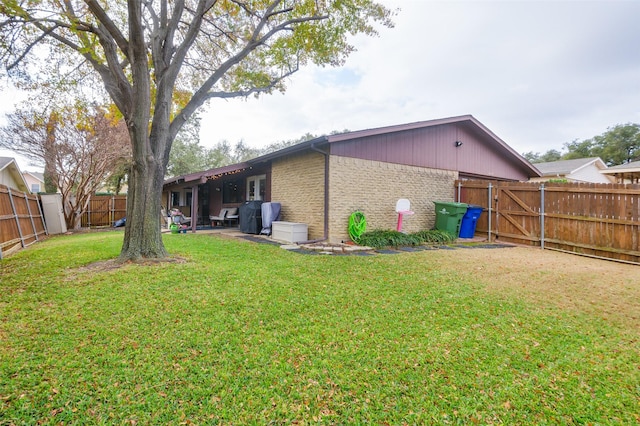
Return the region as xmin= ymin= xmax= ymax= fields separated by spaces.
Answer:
xmin=602 ymin=160 xmax=640 ymax=173
xmin=249 ymin=115 xmax=541 ymax=178
xmin=164 ymin=162 xmax=251 ymax=185
xmin=163 ymin=115 xmax=540 ymax=186
xmin=534 ymin=157 xmax=604 ymax=176
xmin=24 ymin=171 xmax=45 ymax=182
xmin=0 ymin=157 xmax=30 ymax=192
xmin=599 ymin=160 xmax=640 ymax=183
xmin=0 ymin=157 xmax=14 ymax=170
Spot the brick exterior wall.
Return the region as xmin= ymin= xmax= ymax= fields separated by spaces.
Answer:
xmin=271 ymin=153 xmax=458 ymax=243
xmin=271 ymin=151 xmax=326 ymax=240
xmin=328 ymin=156 xmax=458 ymax=243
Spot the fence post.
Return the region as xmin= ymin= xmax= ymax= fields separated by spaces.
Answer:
xmin=26 ymin=194 xmax=37 ymax=241
xmin=540 ymin=184 xmax=545 ymax=250
xmin=110 ymin=195 xmax=115 ymax=227
xmin=87 ymin=194 xmax=91 ymax=228
xmin=457 ymin=181 xmax=462 ymax=203
xmin=487 ymin=183 xmax=492 ymax=242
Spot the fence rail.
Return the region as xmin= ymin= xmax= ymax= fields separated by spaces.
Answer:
xmin=0 ymin=184 xmax=47 ymax=259
xmin=456 ymin=180 xmax=640 ymax=265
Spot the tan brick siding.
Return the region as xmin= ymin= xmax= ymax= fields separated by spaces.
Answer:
xmin=271 ymin=151 xmax=325 ymax=240
xmin=328 ymin=156 xmax=458 ymax=243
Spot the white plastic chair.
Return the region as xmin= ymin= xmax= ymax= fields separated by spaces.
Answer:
xmin=225 ymin=207 xmax=239 ymax=226
xmin=209 ymin=209 xmax=227 ymax=226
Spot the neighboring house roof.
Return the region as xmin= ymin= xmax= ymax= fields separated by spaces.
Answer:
xmin=534 ymin=157 xmax=601 ymax=176
xmin=602 ymin=160 xmax=640 ymax=173
xmin=23 ymin=171 xmax=45 ymax=192
xmin=0 ymin=157 xmax=30 ymax=192
xmin=23 ymin=171 xmax=45 ymax=182
xmin=600 ymin=160 xmax=640 ymax=182
xmin=531 ymin=157 xmax=613 ymax=183
xmin=534 ymin=157 xmax=604 ymax=176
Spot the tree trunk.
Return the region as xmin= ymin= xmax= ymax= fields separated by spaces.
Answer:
xmin=119 ymin=0 xmax=167 ymax=262
xmin=44 ymin=113 xmax=59 ymax=193
xmin=119 ymin=131 xmax=169 ymax=261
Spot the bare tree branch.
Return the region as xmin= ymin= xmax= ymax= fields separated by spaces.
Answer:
xmin=84 ymin=0 xmax=130 ymax=58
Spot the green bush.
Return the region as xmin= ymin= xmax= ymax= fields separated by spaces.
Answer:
xmin=358 ymin=229 xmax=456 ymax=249
xmin=412 ymin=229 xmax=457 ymax=244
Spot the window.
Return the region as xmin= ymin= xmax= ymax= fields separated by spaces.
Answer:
xmin=246 ymin=175 xmax=266 ymax=201
xmin=223 ymin=178 xmax=242 ymax=203
xmin=31 ymin=184 xmax=40 ymax=193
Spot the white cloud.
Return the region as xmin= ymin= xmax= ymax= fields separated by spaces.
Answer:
xmin=200 ymin=0 xmax=640 ymax=156
xmin=2 ymin=1 xmax=638 ymax=163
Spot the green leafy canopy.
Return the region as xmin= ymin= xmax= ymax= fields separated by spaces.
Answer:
xmin=1 ymin=0 xmax=395 ymax=122
xmin=0 ymin=0 xmax=395 ymax=261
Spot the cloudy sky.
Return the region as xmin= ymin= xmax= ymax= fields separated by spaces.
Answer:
xmin=3 ymin=0 xmax=640 ymax=170
xmin=200 ymin=0 xmax=640 ymax=155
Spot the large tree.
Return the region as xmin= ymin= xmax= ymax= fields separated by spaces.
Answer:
xmin=0 ymin=0 xmax=393 ymax=261
xmin=595 ymin=123 xmax=640 ymax=166
xmin=522 ymin=149 xmax=563 ymax=164
xmin=561 ymin=124 xmax=640 ymax=165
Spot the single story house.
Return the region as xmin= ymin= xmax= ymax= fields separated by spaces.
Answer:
xmin=163 ymin=115 xmax=541 ymax=243
xmin=599 ymin=160 xmax=640 ymax=183
xmin=529 ymin=157 xmax=614 ymax=184
xmin=0 ymin=157 xmax=30 ymax=193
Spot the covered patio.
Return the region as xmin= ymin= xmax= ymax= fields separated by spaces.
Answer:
xmin=162 ymin=162 xmax=271 ymax=233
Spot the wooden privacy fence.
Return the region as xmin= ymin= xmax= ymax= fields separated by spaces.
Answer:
xmin=81 ymin=195 xmax=127 ymax=228
xmin=456 ymin=180 xmax=640 ymax=264
xmin=0 ymin=184 xmax=47 ymax=259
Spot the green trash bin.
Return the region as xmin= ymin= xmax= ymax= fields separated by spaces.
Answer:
xmin=433 ymin=201 xmax=468 ymax=236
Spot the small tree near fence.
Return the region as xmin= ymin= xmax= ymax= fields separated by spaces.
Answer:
xmin=0 ymin=103 xmax=131 ymax=230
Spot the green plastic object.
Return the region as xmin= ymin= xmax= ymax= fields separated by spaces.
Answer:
xmin=433 ymin=201 xmax=468 ymax=236
xmin=348 ymin=211 xmax=367 ymax=243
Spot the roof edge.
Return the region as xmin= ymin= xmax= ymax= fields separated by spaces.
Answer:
xmin=164 ymin=162 xmax=251 ymax=185
xmin=326 ymin=115 xmax=475 ymax=143
xmin=247 ymin=135 xmax=329 ymax=164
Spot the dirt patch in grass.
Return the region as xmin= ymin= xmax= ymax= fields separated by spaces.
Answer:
xmin=433 ymin=246 xmax=640 ymax=330
xmin=77 ymin=256 xmax=187 ymax=273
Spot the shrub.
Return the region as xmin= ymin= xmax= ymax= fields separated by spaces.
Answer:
xmin=412 ymin=229 xmax=457 ymax=244
xmin=358 ymin=229 xmax=456 ymax=249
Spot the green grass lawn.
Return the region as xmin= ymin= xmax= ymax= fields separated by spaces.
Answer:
xmin=1 ymin=232 xmax=638 ymax=424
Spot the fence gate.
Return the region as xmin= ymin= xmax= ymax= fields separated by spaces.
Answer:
xmin=494 ymin=183 xmax=541 ymax=245
xmin=456 ymin=180 xmax=640 ymax=265
xmin=81 ymin=195 xmax=127 ymax=228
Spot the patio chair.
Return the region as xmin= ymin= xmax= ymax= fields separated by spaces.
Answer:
xmin=209 ymin=208 xmax=227 ymax=227
xmin=225 ymin=207 xmax=239 ymax=226
xmin=170 ymin=208 xmax=191 ymax=226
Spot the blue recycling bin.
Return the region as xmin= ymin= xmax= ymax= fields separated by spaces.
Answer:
xmin=459 ymin=205 xmax=484 ymax=238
